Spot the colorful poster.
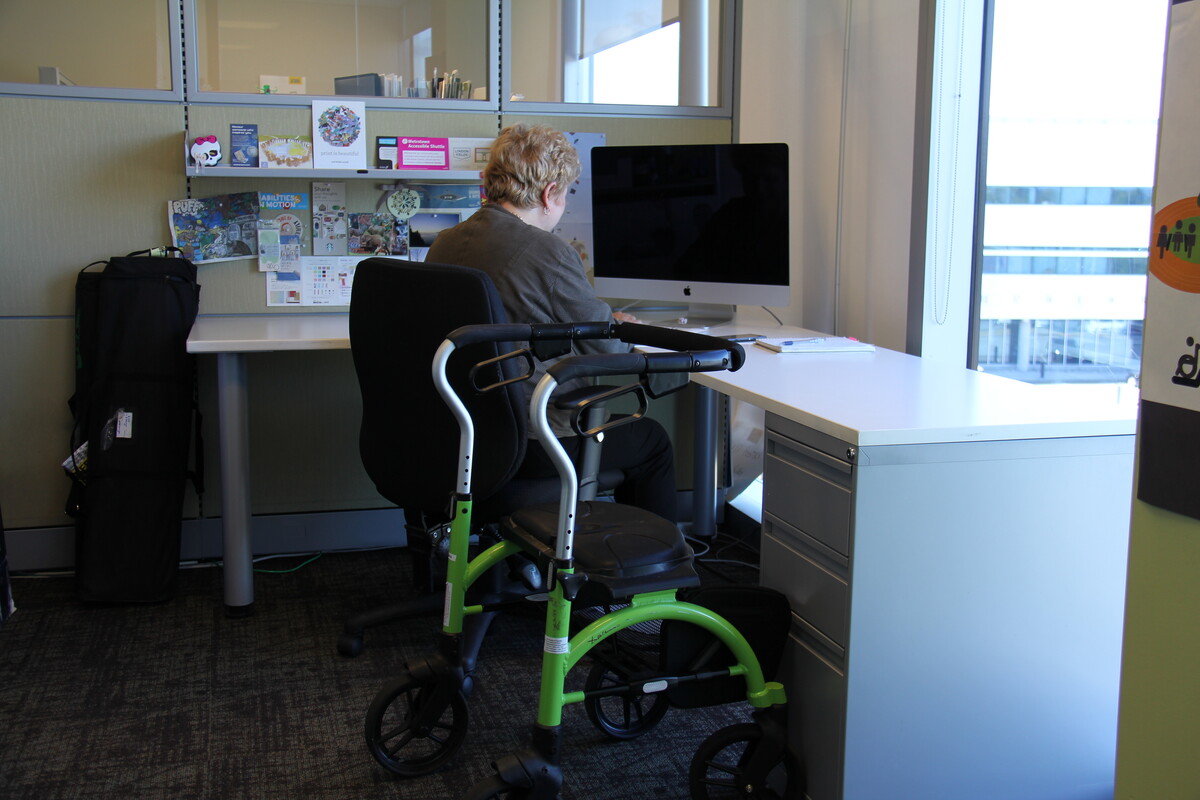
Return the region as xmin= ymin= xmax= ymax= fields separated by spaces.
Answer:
xmin=311 ymin=100 xmax=367 ymax=170
xmin=312 ymin=182 xmax=348 ymax=256
xmin=348 ymin=213 xmax=409 ymax=256
xmin=258 ymin=192 xmax=309 ymax=271
xmin=167 ymin=192 xmax=259 ymax=263
xmin=1137 ymin=1 xmax=1200 ymax=521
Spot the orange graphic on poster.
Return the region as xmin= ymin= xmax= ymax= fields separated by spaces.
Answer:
xmin=1150 ymin=195 xmax=1200 ymax=292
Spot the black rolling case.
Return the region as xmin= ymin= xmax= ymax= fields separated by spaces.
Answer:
xmin=65 ymin=251 xmax=202 ymax=603
xmin=1 ymin=502 xmax=13 ymax=626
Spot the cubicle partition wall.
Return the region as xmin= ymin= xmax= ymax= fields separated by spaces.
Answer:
xmin=0 ymin=36 xmax=733 ymax=567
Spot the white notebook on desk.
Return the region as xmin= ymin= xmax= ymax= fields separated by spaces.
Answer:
xmin=755 ymin=336 xmax=875 ymax=354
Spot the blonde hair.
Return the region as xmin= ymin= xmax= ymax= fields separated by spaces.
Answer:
xmin=483 ymin=124 xmax=581 ymax=209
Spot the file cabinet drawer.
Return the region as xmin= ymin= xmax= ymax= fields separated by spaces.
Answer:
xmin=761 ymin=523 xmax=849 ymax=650
xmin=764 ymin=433 xmax=853 ymax=556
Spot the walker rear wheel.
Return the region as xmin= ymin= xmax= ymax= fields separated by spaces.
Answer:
xmin=583 ymin=662 xmax=670 ymax=740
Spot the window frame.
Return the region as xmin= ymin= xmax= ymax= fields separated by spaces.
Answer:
xmin=498 ymin=0 xmax=735 ymax=119
xmin=180 ymin=0 xmax=501 ymax=111
xmin=0 ymin=0 xmax=184 ymax=103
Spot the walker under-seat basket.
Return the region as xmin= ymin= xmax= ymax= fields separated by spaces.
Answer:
xmin=660 ymin=585 xmax=791 ymax=708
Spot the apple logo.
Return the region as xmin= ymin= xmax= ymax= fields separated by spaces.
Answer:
xmin=684 ymin=286 xmax=692 ymax=296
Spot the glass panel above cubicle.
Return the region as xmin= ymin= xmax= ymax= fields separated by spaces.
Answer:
xmin=0 ymin=0 xmax=180 ymax=100
xmin=504 ymin=0 xmax=730 ymax=115
xmin=190 ymin=0 xmax=493 ymax=106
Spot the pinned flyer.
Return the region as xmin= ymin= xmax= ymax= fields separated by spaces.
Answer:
xmin=396 ymin=137 xmax=450 ymax=170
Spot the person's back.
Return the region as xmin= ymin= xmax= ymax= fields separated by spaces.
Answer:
xmin=426 ymin=123 xmax=678 ymax=522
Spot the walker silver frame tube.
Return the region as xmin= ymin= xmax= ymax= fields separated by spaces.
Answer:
xmin=530 ymin=373 xmax=579 ymax=561
xmin=432 ymin=339 xmax=474 ymax=495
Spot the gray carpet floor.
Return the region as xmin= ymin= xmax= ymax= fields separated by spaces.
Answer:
xmin=0 ymin=542 xmax=763 ymax=799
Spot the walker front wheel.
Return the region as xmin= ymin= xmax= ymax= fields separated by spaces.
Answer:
xmin=688 ymin=723 xmax=801 ymax=799
xmin=365 ymin=672 xmax=468 ymax=776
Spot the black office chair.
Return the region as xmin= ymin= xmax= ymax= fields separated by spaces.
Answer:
xmin=339 ymin=257 xmax=620 ymax=659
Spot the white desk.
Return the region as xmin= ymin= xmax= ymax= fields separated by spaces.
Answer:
xmin=187 ymin=314 xmax=350 ymax=613
xmin=185 ymin=313 xmax=727 ymax=610
xmin=693 ymin=325 xmax=1137 ymax=800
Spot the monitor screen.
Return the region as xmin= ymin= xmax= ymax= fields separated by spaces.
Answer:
xmin=590 ymin=142 xmax=790 ymax=311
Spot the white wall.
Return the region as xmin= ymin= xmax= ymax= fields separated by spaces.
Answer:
xmin=737 ymin=0 xmax=923 ymax=351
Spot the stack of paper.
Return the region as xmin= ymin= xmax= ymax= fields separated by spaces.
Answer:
xmin=754 ymin=337 xmax=875 ymax=353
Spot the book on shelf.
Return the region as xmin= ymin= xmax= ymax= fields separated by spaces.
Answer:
xmin=754 ymin=337 xmax=875 ymax=354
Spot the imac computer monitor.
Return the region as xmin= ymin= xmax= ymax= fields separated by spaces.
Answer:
xmin=590 ymin=142 xmax=790 ymax=318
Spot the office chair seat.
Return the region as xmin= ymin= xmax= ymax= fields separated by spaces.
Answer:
xmin=503 ymin=501 xmax=699 ymax=605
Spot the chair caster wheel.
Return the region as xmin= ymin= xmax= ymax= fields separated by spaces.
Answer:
xmin=337 ymin=632 xmax=364 ymax=657
xmin=462 ymin=775 xmax=528 ymax=799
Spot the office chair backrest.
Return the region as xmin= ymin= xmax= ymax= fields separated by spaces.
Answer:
xmin=350 ymin=258 xmax=528 ymax=519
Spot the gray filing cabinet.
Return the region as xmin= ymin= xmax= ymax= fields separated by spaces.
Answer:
xmin=759 ymin=411 xmax=1134 ymax=800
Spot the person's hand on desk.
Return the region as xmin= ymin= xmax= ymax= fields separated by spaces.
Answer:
xmin=612 ymin=311 xmax=640 ymax=323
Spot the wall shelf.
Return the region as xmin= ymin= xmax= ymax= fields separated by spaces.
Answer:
xmin=186 ymin=166 xmax=482 ymax=181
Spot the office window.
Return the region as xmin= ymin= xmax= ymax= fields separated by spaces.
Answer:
xmin=972 ymin=0 xmax=1167 ymax=386
xmin=191 ymin=0 xmax=490 ymax=100
xmin=0 ymin=0 xmax=176 ymax=92
xmin=506 ymin=0 xmax=725 ymax=109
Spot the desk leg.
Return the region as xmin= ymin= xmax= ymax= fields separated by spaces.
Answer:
xmin=216 ymin=352 xmax=255 ymax=616
xmin=691 ymin=384 xmax=719 ymax=538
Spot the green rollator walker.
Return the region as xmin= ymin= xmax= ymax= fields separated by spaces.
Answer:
xmin=365 ymin=320 xmax=800 ymax=799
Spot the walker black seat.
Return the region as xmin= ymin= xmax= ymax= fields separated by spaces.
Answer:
xmin=503 ymin=501 xmax=699 ymax=604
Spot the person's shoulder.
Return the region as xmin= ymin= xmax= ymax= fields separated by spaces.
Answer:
xmin=527 ymin=222 xmax=578 ymax=256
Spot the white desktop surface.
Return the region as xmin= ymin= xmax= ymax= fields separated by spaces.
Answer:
xmin=188 ymin=313 xmax=349 ymax=353
xmin=187 ymin=313 xmax=1137 ymax=618
xmin=692 ymin=327 xmax=1137 ymax=445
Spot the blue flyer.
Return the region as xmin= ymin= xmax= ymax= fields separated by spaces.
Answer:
xmin=230 ymin=123 xmax=259 ymax=168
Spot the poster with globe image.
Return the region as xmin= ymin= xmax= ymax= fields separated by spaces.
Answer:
xmin=311 ymin=100 xmax=367 ymax=169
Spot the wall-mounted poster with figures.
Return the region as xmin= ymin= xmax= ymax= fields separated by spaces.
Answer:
xmin=168 ymin=192 xmax=259 ymax=263
xmin=1138 ymin=0 xmax=1200 ymax=521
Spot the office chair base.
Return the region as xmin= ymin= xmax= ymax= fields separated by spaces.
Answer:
xmin=338 ymin=591 xmax=444 ymax=657
xmin=463 ymin=726 xmax=564 ymax=800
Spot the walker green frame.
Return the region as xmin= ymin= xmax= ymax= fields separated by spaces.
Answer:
xmin=365 ymin=321 xmax=796 ymax=799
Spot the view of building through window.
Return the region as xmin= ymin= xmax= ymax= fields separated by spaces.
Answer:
xmin=975 ymin=1 xmax=1168 ymax=389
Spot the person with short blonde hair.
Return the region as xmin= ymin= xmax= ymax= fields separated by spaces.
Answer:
xmin=482 ymin=124 xmax=581 ymax=209
xmin=428 ymin=125 xmax=678 ymax=522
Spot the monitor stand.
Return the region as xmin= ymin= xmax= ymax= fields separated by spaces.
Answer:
xmin=625 ymin=303 xmax=735 ymax=331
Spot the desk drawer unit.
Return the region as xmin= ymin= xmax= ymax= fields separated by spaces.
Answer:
xmin=762 ymin=415 xmax=855 ymax=800
xmin=761 ymin=411 xmax=1133 ymax=800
